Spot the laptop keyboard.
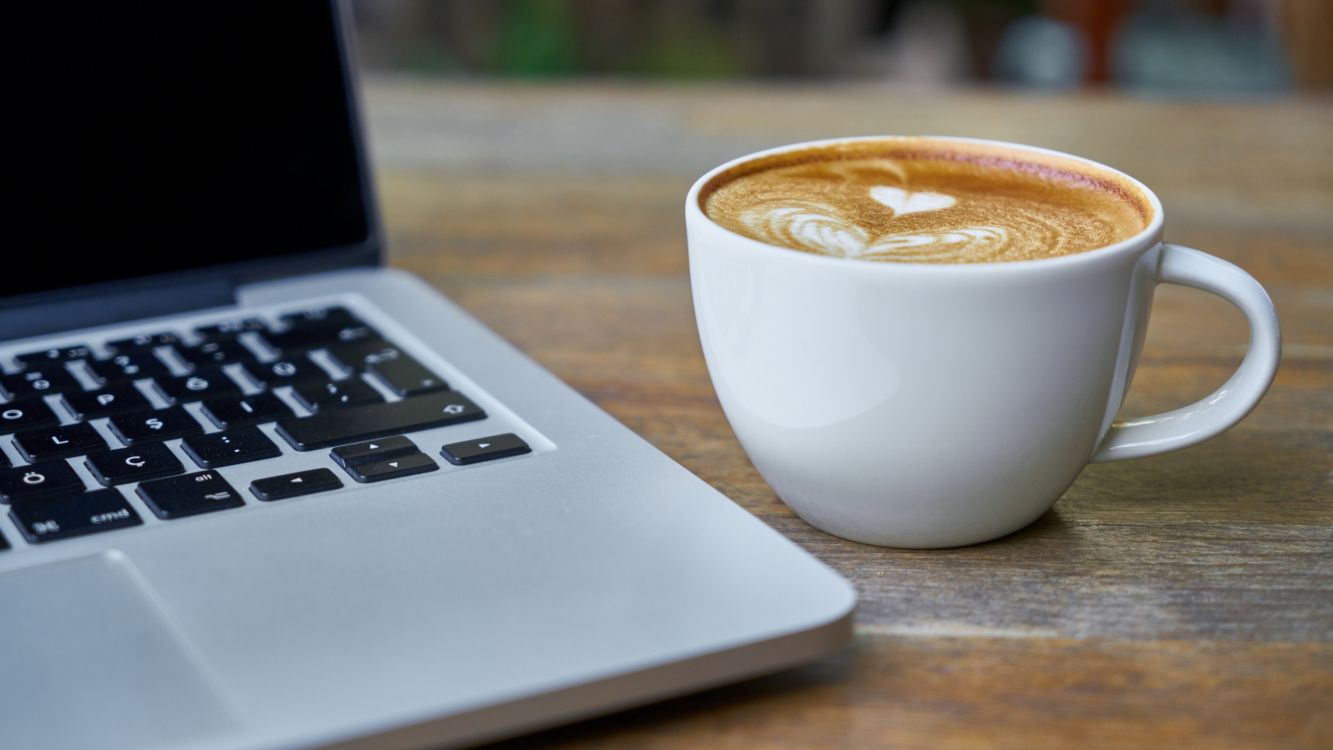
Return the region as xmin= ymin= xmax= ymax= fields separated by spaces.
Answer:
xmin=0 ymin=306 xmax=532 ymax=548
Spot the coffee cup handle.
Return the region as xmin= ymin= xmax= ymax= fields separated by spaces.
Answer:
xmin=1090 ymin=243 xmax=1281 ymax=462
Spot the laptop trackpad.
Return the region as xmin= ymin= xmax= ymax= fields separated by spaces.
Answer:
xmin=0 ymin=552 xmax=240 ymax=750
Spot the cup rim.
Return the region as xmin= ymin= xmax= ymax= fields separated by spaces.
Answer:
xmin=686 ymin=135 xmax=1166 ymax=273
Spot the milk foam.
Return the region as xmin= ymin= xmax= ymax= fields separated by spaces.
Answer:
xmin=701 ymin=141 xmax=1150 ymax=264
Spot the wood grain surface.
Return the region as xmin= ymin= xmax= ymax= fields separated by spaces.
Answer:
xmin=364 ymin=80 xmax=1333 ymax=749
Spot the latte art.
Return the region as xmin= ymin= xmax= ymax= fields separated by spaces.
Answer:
xmin=701 ymin=140 xmax=1150 ymax=264
xmin=738 ymin=200 xmax=1010 ymax=263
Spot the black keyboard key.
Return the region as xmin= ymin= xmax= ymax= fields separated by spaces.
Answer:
xmin=324 ymin=340 xmax=402 ymax=374
xmin=87 ymin=352 xmax=170 ymax=384
xmin=153 ymin=369 xmax=241 ymax=403
xmin=137 ymin=471 xmax=244 ymax=519
xmin=200 ymin=393 xmax=291 ymax=429
xmin=263 ymin=323 xmax=379 ymax=353
xmin=278 ymin=306 xmax=359 ymax=328
xmin=13 ymin=423 xmax=106 ymax=462
xmin=108 ymin=407 xmax=204 ymax=445
xmin=85 ymin=443 xmax=185 ymax=486
xmin=176 ymin=339 xmax=258 ymax=369
xmin=0 ymin=530 xmax=8 ymax=550
xmin=106 ymin=331 xmax=181 ymax=352
xmin=10 ymin=488 xmax=142 ymax=543
xmin=330 ymin=435 xmax=419 ymax=468
xmin=343 ymin=451 xmax=438 ymax=483
xmin=291 ymin=378 xmax=382 ymax=412
xmin=441 ymin=433 xmax=532 ymax=466
xmin=367 ymin=354 xmax=448 ymax=397
xmin=249 ymin=468 xmax=343 ymax=502
xmin=194 ymin=318 xmax=266 ymax=340
xmin=1 ymin=368 xmax=80 ymax=400
xmin=0 ymin=398 xmax=61 ymax=433
xmin=61 ymin=385 xmax=152 ymax=420
xmin=182 ymin=427 xmax=281 ymax=468
xmin=0 ymin=459 xmax=83 ymax=503
xmin=276 ymin=391 xmax=486 ymax=451
xmin=15 ymin=345 xmax=94 ymax=367
xmin=237 ymin=358 xmax=328 ymax=389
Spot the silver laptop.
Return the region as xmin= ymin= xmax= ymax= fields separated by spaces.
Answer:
xmin=0 ymin=3 xmax=853 ymax=749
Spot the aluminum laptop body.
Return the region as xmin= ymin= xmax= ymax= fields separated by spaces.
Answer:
xmin=0 ymin=3 xmax=854 ymax=749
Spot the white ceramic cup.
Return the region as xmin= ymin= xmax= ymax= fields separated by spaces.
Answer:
xmin=687 ymin=136 xmax=1281 ymax=548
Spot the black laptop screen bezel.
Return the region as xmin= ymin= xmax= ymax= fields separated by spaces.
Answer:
xmin=0 ymin=0 xmax=382 ymax=316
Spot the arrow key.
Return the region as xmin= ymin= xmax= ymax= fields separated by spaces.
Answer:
xmin=343 ymin=451 xmax=437 ymax=484
xmin=441 ymin=433 xmax=531 ymax=466
xmin=329 ymin=435 xmax=418 ymax=469
xmin=249 ymin=468 xmax=343 ymax=502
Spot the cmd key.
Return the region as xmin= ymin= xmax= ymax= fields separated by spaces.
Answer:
xmin=9 ymin=488 xmax=142 ymax=543
xmin=276 ymin=391 xmax=485 ymax=451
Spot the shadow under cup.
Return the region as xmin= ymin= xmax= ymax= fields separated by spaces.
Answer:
xmin=686 ymin=136 xmax=1279 ymax=548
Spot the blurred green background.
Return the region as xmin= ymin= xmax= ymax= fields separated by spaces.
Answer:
xmin=352 ymin=0 xmax=1332 ymax=93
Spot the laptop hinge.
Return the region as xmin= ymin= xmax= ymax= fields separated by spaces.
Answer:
xmin=0 ymin=278 xmax=236 ymax=342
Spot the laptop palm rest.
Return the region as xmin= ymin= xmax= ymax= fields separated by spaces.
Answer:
xmin=0 ymin=552 xmax=240 ymax=750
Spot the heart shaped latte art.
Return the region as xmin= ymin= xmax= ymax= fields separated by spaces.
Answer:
xmin=739 ymin=184 xmax=1009 ymax=262
xmin=868 ymin=185 xmax=956 ymax=216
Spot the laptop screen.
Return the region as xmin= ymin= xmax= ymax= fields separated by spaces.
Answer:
xmin=3 ymin=1 xmax=372 ymax=301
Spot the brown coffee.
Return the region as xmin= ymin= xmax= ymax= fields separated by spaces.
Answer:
xmin=700 ymin=139 xmax=1151 ymax=264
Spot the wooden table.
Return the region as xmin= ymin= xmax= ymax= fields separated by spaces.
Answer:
xmin=364 ymin=80 xmax=1333 ymax=749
